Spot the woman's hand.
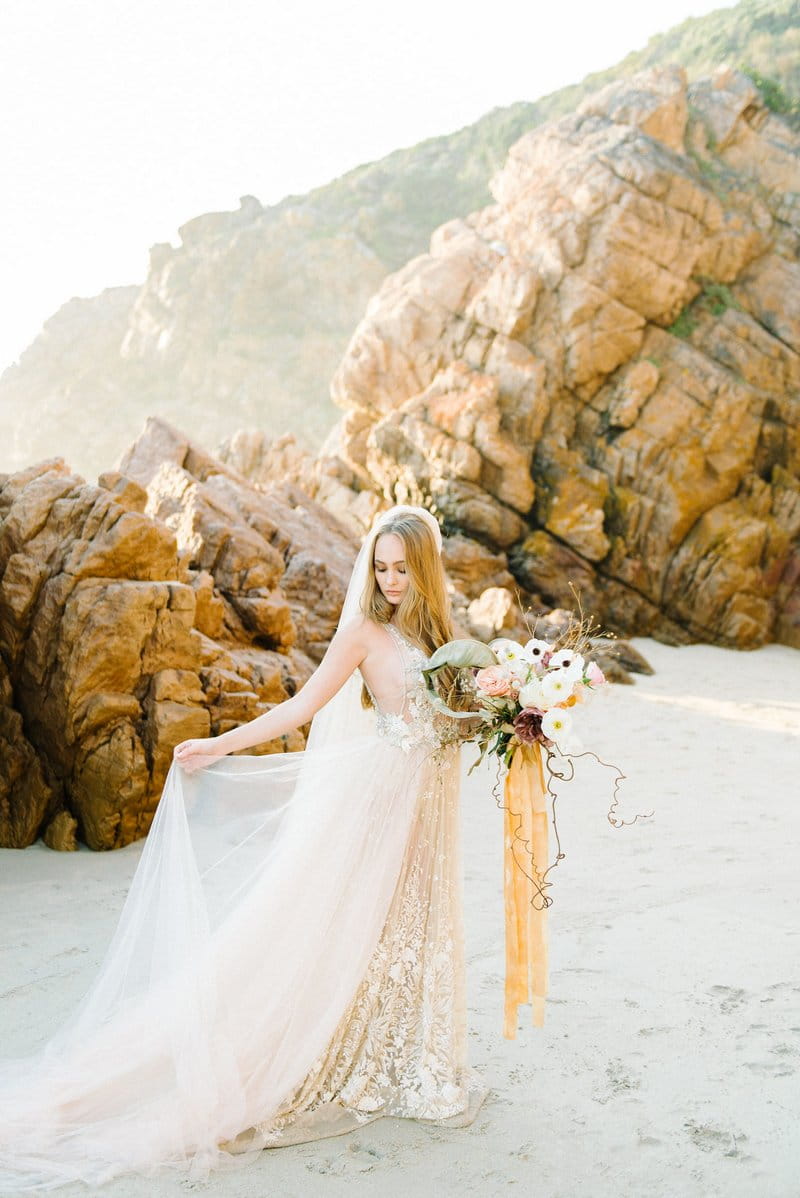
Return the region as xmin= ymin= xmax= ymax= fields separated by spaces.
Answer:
xmin=173 ymin=737 xmax=228 ymax=774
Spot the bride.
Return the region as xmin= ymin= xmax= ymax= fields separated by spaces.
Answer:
xmin=0 ymin=504 xmax=488 ymax=1191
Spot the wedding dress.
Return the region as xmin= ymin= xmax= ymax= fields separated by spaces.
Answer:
xmin=0 ymin=506 xmax=488 ymax=1192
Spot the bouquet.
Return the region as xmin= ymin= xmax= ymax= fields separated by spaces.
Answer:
xmin=422 ymin=630 xmax=609 ymax=774
xmin=422 ymin=619 xmax=648 ymax=1037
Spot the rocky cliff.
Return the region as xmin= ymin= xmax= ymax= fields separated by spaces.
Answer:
xmin=321 ymin=66 xmax=799 ymax=649
xmin=2 ymin=1 xmax=798 ymax=483
xmin=0 ymin=413 xmax=654 ymax=851
xmin=0 ymin=420 xmax=357 ymax=850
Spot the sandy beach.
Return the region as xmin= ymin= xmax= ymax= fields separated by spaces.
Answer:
xmin=2 ymin=638 xmax=799 ymax=1198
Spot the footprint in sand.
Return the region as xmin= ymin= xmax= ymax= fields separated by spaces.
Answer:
xmin=684 ymin=1119 xmax=748 ymax=1158
xmin=591 ymin=1058 xmax=642 ymax=1104
xmin=307 ymin=1140 xmax=383 ymax=1176
xmin=708 ymin=984 xmax=747 ymax=1014
xmin=743 ymin=1042 xmax=798 ymax=1078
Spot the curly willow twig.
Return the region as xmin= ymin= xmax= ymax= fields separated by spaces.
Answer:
xmin=490 ymin=755 xmax=562 ymax=911
xmin=491 ymin=747 xmax=654 ymax=911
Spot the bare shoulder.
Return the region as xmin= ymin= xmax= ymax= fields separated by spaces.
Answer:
xmin=337 ymin=615 xmax=386 ymax=652
xmin=335 ymin=613 xmax=378 ymax=651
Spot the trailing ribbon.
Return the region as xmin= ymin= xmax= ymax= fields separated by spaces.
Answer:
xmin=502 ymin=742 xmax=549 ymax=1037
xmin=421 ymin=639 xmax=644 ymax=1036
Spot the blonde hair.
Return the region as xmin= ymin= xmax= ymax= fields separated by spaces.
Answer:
xmin=359 ymin=513 xmax=453 ymax=708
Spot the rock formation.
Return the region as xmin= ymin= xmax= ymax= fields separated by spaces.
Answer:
xmin=323 ymin=66 xmax=800 ymax=649
xmin=0 ymin=422 xmax=357 ymax=850
xmin=4 ymin=4 xmax=797 ymax=485
xmin=1 ymin=413 xmax=654 ymax=851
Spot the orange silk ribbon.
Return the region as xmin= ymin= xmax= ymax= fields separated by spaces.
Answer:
xmin=503 ymin=742 xmax=549 ymax=1038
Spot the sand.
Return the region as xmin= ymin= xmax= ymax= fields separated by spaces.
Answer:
xmin=1 ymin=638 xmax=799 ymax=1197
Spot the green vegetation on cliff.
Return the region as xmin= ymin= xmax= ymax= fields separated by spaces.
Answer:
xmin=282 ymin=0 xmax=800 ymax=272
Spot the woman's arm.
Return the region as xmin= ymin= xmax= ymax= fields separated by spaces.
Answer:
xmin=174 ymin=619 xmax=369 ymax=770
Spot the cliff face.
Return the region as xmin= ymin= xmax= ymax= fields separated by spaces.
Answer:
xmin=0 ymin=206 xmax=389 ymax=482
xmin=4 ymin=2 xmax=798 ymax=484
xmin=0 ymin=110 xmax=536 ymax=483
xmin=324 ymin=67 xmax=800 ymax=649
xmin=0 ymin=412 xmax=655 ymax=851
xmin=0 ymin=419 xmax=357 ymax=850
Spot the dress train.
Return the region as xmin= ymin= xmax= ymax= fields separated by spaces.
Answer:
xmin=0 ymin=623 xmax=487 ymax=1190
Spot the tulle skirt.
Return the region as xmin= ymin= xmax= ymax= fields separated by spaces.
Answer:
xmin=0 ymin=732 xmax=487 ymax=1191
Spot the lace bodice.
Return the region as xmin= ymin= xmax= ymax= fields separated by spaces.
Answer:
xmin=364 ymin=624 xmax=460 ymax=756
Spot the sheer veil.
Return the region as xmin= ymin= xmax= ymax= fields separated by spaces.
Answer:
xmin=305 ymin=503 xmax=443 ymax=753
xmin=0 ymin=503 xmax=448 ymax=1192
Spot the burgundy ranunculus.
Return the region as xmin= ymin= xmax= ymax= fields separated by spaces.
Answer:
xmin=513 ymin=708 xmax=545 ymax=745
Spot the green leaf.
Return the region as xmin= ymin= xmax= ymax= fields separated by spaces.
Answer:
xmin=468 ymin=744 xmax=488 ymax=774
xmin=425 ymin=639 xmax=498 ymax=672
xmin=422 ymin=638 xmax=498 ymax=719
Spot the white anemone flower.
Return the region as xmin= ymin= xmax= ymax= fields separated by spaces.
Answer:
xmin=541 ymin=668 xmax=577 ymax=706
xmin=489 ymin=637 xmax=525 ymax=664
xmin=524 ymin=637 xmax=552 ymax=672
xmin=541 ymin=708 xmax=578 ymax=754
xmin=518 ymin=678 xmax=547 ymax=711
xmin=548 ymin=649 xmax=585 ymax=680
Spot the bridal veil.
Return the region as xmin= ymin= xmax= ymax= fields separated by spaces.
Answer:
xmin=0 ymin=504 xmax=484 ymax=1190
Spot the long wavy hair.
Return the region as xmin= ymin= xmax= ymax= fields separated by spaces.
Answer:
xmin=359 ymin=513 xmax=454 ymax=709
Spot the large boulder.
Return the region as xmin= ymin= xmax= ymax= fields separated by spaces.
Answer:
xmin=0 ymin=425 xmax=357 ymax=850
xmin=0 ymin=655 xmax=59 ymax=848
xmin=324 ymin=66 xmax=800 ymax=648
xmin=118 ymin=417 xmax=357 ymax=662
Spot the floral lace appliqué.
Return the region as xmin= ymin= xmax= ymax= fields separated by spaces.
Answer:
xmin=371 ymin=625 xmax=460 ymax=757
xmin=252 ymin=741 xmax=472 ymax=1138
xmin=233 ymin=622 xmax=482 ymax=1148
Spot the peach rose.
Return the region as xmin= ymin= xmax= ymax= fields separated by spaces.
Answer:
xmin=475 ymin=665 xmax=512 ymax=697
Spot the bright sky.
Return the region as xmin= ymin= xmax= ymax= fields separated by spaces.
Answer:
xmin=1 ymin=0 xmax=738 ymax=373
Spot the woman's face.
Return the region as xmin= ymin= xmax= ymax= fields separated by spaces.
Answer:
xmin=374 ymin=533 xmax=410 ymax=607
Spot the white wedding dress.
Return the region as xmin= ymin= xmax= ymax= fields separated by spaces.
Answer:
xmin=0 ymin=606 xmax=488 ymax=1191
